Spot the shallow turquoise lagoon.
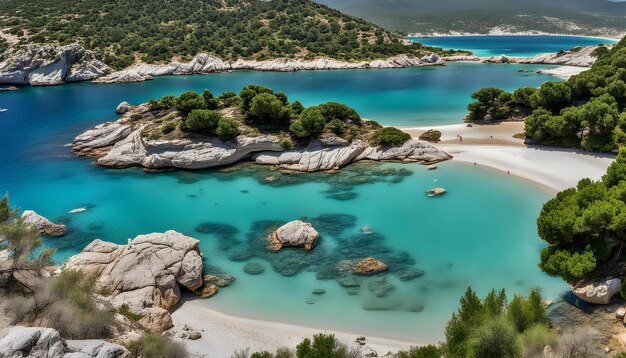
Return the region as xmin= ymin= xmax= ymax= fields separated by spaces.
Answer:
xmin=410 ymin=35 xmax=618 ymax=57
xmin=0 ymin=63 xmax=568 ymax=342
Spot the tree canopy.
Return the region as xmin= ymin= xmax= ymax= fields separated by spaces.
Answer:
xmin=0 ymin=0 xmax=452 ymax=69
xmin=465 ymin=37 xmax=626 ymax=152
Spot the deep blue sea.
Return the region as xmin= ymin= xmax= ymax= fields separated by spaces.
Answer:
xmin=410 ymin=35 xmax=618 ymax=57
xmin=0 ymin=60 xmax=569 ymax=342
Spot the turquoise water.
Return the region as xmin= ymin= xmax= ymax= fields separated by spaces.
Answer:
xmin=410 ymin=35 xmax=618 ymax=57
xmin=0 ymin=63 xmax=568 ymax=342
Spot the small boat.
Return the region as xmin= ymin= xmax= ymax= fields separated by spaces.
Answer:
xmin=426 ymin=188 xmax=446 ymax=197
xmin=0 ymin=108 xmax=7 ymax=112
xmin=427 ymin=164 xmax=437 ymax=170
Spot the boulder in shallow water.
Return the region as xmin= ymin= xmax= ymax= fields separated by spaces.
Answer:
xmin=21 ymin=210 xmax=67 ymax=237
xmin=353 ymin=257 xmax=388 ymax=275
xmin=115 ymin=101 xmax=131 ymax=114
xmin=426 ymin=188 xmax=446 ymax=197
xmin=267 ymin=220 xmax=319 ymax=251
xmin=573 ymin=277 xmax=621 ymax=305
xmin=243 ymin=262 xmax=265 ymax=275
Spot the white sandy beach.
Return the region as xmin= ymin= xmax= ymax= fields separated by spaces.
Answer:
xmin=401 ymin=122 xmax=615 ymax=193
xmin=537 ymin=65 xmax=589 ymax=79
xmin=170 ymin=298 xmax=417 ymax=358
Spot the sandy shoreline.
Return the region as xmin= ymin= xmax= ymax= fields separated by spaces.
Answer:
xmin=407 ymin=32 xmax=623 ymax=41
xmin=401 ymin=122 xmax=615 ymax=193
xmin=170 ymin=298 xmax=418 ymax=357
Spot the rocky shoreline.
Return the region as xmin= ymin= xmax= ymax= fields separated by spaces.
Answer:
xmin=0 ymin=43 xmax=444 ymax=86
xmin=0 ymin=42 xmax=606 ymax=86
xmin=72 ymin=105 xmax=452 ymax=172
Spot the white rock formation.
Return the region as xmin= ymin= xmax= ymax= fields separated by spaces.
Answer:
xmin=0 ymin=44 xmax=110 ymax=86
xmin=268 ymin=220 xmax=319 ymax=251
xmin=21 ymin=210 xmax=67 ymax=237
xmin=64 ymin=231 xmax=204 ymax=332
xmin=521 ymin=46 xmax=600 ymax=67
xmin=115 ymin=102 xmax=131 ymax=114
xmin=0 ymin=326 xmax=129 ymax=358
xmin=73 ymin=123 xmax=133 ymax=152
xmin=572 ymin=277 xmax=622 ymax=305
xmin=94 ymin=54 xmax=439 ymax=83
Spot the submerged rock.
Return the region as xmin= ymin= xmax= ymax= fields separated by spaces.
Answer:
xmin=243 ymin=262 xmax=265 ymax=275
xmin=353 ymin=257 xmax=388 ymax=276
xmin=21 ymin=210 xmax=67 ymax=237
xmin=267 ymin=220 xmax=319 ymax=251
xmin=64 ymin=230 xmax=204 ymax=332
xmin=573 ymin=278 xmax=621 ymax=305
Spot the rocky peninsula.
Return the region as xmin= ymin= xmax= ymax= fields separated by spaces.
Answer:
xmin=0 ymin=43 xmax=444 ymax=86
xmin=72 ymin=87 xmax=451 ymax=172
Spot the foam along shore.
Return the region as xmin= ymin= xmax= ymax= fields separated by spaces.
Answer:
xmin=169 ymin=298 xmax=417 ymax=357
xmin=401 ymin=122 xmax=615 ymax=193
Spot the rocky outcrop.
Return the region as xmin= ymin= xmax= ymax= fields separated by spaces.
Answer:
xmin=94 ymin=54 xmax=441 ymax=84
xmin=115 ymin=102 xmax=131 ymax=114
xmin=353 ymin=257 xmax=388 ymax=275
xmin=0 ymin=44 xmax=110 ymax=86
xmin=267 ymin=220 xmax=319 ymax=251
xmin=444 ymin=45 xmax=605 ymax=68
xmin=0 ymin=326 xmax=129 ymax=358
xmin=21 ymin=210 xmax=67 ymax=237
xmin=64 ymin=231 xmax=204 ymax=332
xmin=72 ymin=123 xmax=133 ymax=153
xmin=254 ymin=139 xmax=451 ymax=172
xmin=573 ymin=278 xmax=621 ymax=305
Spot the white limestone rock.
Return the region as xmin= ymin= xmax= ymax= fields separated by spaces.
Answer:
xmin=115 ymin=102 xmax=131 ymax=114
xmin=0 ymin=44 xmax=110 ymax=86
xmin=0 ymin=326 xmax=66 ymax=358
xmin=21 ymin=210 xmax=67 ymax=237
xmin=573 ymin=278 xmax=622 ymax=305
xmin=73 ymin=123 xmax=133 ymax=152
xmin=268 ymin=220 xmax=319 ymax=251
xmin=65 ymin=339 xmax=129 ymax=358
xmin=359 ymin=139 xmax=453 ymax=164
xmin=522 ymin=46 xmax=600 ymax=67
xmin=64 ymin=231 xmax=204 ymax=332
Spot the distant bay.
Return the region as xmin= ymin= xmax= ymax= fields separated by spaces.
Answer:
xmin=409 ymin=35 xmax=618 ymax=57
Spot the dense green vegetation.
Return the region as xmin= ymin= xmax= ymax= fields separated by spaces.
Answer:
xmin=127 ymin=333 xmax=188 ymax=358
xmin=537 ymin=147 xmax=626 ymax=284
xmin=466 ymin=37 xmax=626 ymax=152
xmin=144 ymin=85 xmax=408 ymax=147
xmin=316 ymin=0 xmax=626 ymax=36
xmin=0 ymin=0 xmax=453 ymax=69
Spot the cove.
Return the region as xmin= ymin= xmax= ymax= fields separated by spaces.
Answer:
xmin=0 ymin=63 xmax=568 ymax=342
xmin=409 ymin=35 xmax=618 ymax=57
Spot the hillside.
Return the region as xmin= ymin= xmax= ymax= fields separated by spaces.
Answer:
xmin=0 ymin=0 xmax=447 ymax=70
xmin=316 ymin=0 xmax=626 ymax=37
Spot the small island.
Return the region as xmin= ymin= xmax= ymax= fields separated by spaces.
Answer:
xmin=73 ymin=85 xmax=451 ymax=171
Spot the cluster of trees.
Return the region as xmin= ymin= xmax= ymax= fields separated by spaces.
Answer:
xmin=466 ymin=37 xmax=626 ymax=151
xmin=537 ymin=147 xmax=626 ymax=284
xmin=0 ymin=0 xmax=442 ymax=69
xmin=150 ymin=90 xmax=241 ymax=139
xmin=149 ymin=85 xmax=409 ymax=147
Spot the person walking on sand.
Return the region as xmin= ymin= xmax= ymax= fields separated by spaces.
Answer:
xmin=460 ymin=135 xmax=463 ymax=142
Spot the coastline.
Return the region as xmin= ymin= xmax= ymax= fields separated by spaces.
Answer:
xmin=407 ymin=32 xmax=623 ymax=41
xmin=170 ymin=298 xmax=418 ymax=357
xmin=400 ymin=122 xmax=615 ymax=194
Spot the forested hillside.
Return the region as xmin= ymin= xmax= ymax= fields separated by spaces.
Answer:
xmin=317 ymin=0 xmax=626 ymax=36
xmin=0 ymin=0 xmax=439 ymax=69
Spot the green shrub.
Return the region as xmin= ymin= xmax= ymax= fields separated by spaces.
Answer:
xmin=249 ymin=93 xmax=289 ymax=123
xmin=326 ymin=119 xmax=345 ymax=135
xmin=185 ymin=109 xmax=221 ymax=133
xmin=318 ymin=102 xmax=360 ymax=124
xmin=295 ymin=334 xmax=358 ymax=358
xmin=176 ymin=91 xmax=207 ymax=114
xmin=280 ymin=139 xmax=293 ymax=150
xmin=127 ymin=333 xmax=188 ymax=358
xmin=370 ymin=127 xmax=411 ymax=146
xmin=202 ymin=89 xmax=219 ymax=110
xmin=290 ymin=108 xmax=326 ymax=138
xmin=418 ymin=129 xmax=441 ymax=142
xmin=518 ymin=324 xmax=556 ymax=358
xmin=394 ymin=345 xmax=442 ymax=358
xmin=118 ymin=303 xmax=142 ymax=322
xmin=162 ymin=122 xmax=176 ymax=134
xmin=216 ymin=117 xmax=240 ymax=139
